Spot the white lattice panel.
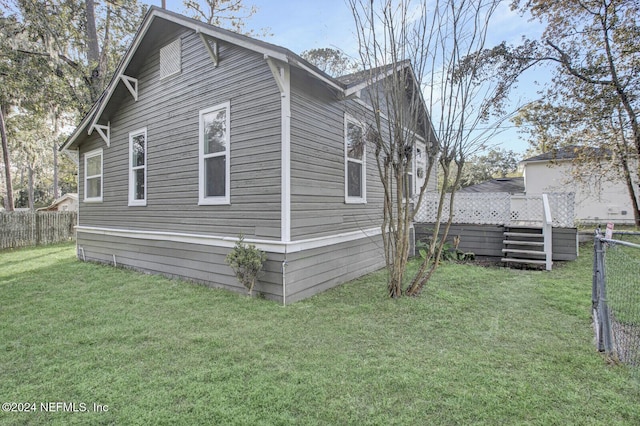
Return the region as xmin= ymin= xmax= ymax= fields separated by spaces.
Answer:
xmin=414 ymin=192 xmax=575 ymax=227
xmin=415 ymin=192 xmax=510 ymax=225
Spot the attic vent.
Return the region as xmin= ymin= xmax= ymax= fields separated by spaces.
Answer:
xmin=160 ymin=38 xmax=181 ymax=79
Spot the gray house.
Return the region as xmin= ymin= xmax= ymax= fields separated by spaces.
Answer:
xmin=61 ymin=7 xmax=436 ymax=303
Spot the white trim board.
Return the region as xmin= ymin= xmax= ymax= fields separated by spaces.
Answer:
xmin=76 ymin=226 xmax=382 ymax=254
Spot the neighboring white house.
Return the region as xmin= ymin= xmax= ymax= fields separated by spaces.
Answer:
xmin=37 ymin=193 xmax=79 ymax=212
xmin=521 ymin=146 xmax=638 ymax=225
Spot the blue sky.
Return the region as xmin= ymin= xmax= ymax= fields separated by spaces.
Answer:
xmin=143 ymin=0 xmax=551 ymax=155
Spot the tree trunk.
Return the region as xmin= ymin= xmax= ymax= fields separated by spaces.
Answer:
xmin=0 ymin=105 xmax=14 ymax=211
xmin=53 ymin=112 xmax=60 ymax=200
xmin=85 ymin=0 xmax=102 ymax=100
xmin=617 ymin=152 xmax=640 ymax=227
xmin=53 ymin=143 xmax=59 ymax=199
xmin=27 ymin=164 xmax=34 ymax=211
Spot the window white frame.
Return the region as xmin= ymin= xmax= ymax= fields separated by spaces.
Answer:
xmin=404 ymin=132 xmax=426 ymax=201
xmin=199 ymin=102 xmax=231 ymax=205
xmin=344 ymin=114 xmax=366 ymax=204
xmin=84 ymin=148 xmax=103 ymax=203
xmin=128 ymin=128 xmax=147 ymax=206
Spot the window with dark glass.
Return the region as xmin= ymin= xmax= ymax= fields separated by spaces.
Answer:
xmin=84 ymin=148 xmax=103 ymax=202
xmin=345 ymin=117 xmax=366 ymax=203
xmin=129 ymin=128 xmax=147 ymax=206
xmin=199 ymin=102 xmax=230 ymax=205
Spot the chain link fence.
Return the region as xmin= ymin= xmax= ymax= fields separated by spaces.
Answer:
xmin=593 ymin=230 xmax=640 ymax=371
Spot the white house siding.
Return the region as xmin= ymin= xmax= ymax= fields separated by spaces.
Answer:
xmin=77 ymin=30 xmax=283 ymax=239
xmin=524 ymin=160 xmax=637 ymax=224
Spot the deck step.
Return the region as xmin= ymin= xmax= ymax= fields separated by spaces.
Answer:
xmin=501 ymin=258 xmax=548 ymax=265
xmin=503 ymin=240 xmax=544 ymax=246
xmin=502 ymin=248 xmax=546 ymax=256
xmin=504 ymin=232 xmax=543 ymax=238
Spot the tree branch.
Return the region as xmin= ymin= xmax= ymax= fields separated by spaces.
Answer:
xmin=545 ymin=39 xmax=613 ymax=86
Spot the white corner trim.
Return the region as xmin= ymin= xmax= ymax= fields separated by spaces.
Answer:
xmin=265 ymin=56 xmax=291 ymax=243
xmin=75 ymin=226 xmax=382 ymax=254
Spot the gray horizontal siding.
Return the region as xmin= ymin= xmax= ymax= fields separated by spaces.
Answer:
xmin=415 ymin=223 xmax=578 ymax=261
xmin=77 ymin=231 xmax=285 ymax=300
xmin=551 ymin=228 xmax=579 ymax=261
xmin=284 ymin=235 xmax=386 ymax=303
xmin=415 ymin=224 xmax=505 ymax=258
xmin=76 ymin=230 xmax=386 ymax=304
xmin=78 ymin=30 xmax=283 ymax=240
xmin=289 ymin=68 xmax=384 ymax=240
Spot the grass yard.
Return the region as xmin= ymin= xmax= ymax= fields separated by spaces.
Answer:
xmin=1 ymin=243 xmax=639 ymax=425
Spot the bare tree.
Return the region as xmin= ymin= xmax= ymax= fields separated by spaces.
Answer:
xmin=348 ymin=0 xmax=512 ymax=297
xmin=183 ymin=0 xmax=270 ymax=37
xmin=497 ymin=0 xmax=640 ymax=226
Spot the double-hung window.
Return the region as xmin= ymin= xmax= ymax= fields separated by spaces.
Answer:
xmin=84 ymin=148 xmax=103 ymax=202
xmin=199 ymin=102 xmax=230 ymax=205
xmin=129 ymin=128 xmax=147 ymax=206
xmin=344 ymin=115 xmax=366 ymax=203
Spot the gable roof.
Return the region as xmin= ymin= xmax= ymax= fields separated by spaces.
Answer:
xmin=336 ymin=60 xmax=411 ymax=91
xmin=61 ymin=7 xmax=432 ymax=152
xmin=521 ymin=145 xmax=607 ymax=163
xmin=458 ymin=177 xmax=525 ymax=194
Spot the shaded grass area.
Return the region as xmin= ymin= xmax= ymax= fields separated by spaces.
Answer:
xmin=1 ymin=243 xmax=639 ymax=425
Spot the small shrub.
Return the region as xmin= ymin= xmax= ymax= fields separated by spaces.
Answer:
xmin=416 ymin=237 xmax=475 ymax=262
xmin=225 ymin=235 xmax=267 ymax=296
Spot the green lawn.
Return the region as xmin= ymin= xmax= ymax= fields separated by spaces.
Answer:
xmin=1 ymin=243 xmax=639 ymax=425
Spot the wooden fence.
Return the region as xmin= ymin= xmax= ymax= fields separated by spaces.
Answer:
xmin=0 ymin=211 xmax=77 ymax=250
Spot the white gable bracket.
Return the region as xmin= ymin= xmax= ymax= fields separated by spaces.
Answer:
xmin=88 ymin=122 xmax=111 ymax=147
xmin=343 ymin=88 xmax=361 ymax=99
xmin=120 ymin=75 xmax=138 ymax=101
xmin=198 ymin=32 xmax=218 ymax=67
xmin=265 ymin=55 xmax=287 ymax=94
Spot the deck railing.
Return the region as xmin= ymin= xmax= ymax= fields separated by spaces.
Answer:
xmin=414 ymin=192 xmax=575 ymax=228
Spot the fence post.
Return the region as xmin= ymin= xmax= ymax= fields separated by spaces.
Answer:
xmin=35 ymin=212 xmax=41 ymax=246
xmin=542 ymin=194 xmax=553 ymax=271
xmin=593 ymin=234 xmax=613 ymax=354
xmin=593 ymin=234 xmax=603 ymax=351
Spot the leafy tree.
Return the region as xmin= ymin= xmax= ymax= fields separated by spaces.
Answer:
xmin=300 ymin=48 xmax=358 ymax=77
xmin=0 ymin=105 xmax=12 ymax=210
xmin=8 ymin=113 xmax=49 ymax=209
xmin=0 ymin=0 xmax=146 ymax=209
xmin=485 ymin=0 xmax=640 ymax=224
xmin=459 ymin=148 xmax=520 ymax=188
